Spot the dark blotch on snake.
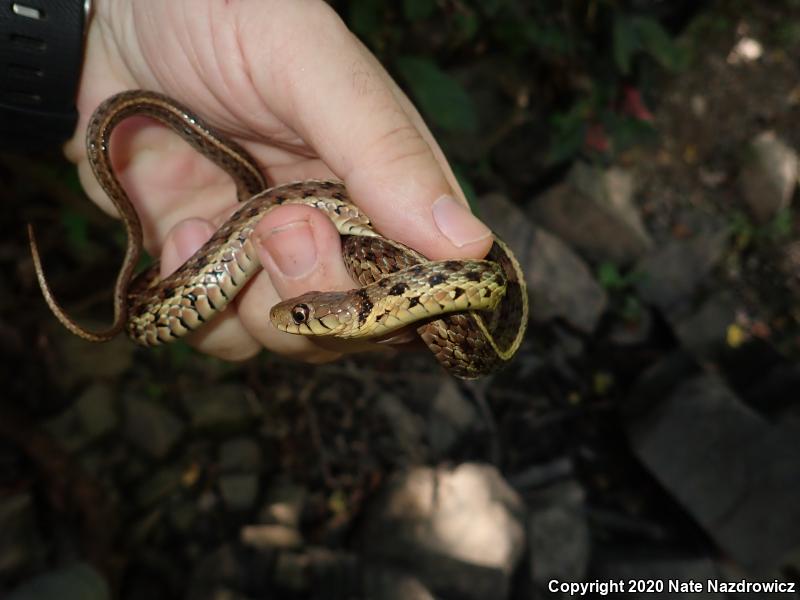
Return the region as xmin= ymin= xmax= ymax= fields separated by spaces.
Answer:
xmin=453 ymin=287 xmax=465 ymax=299
xmin=161 ymin=286 xmax=175 ymax=299
xmin=388 ymin=282 xmax=409 ymax=296
xmin=333 ymin=192 xmax=345 ymax=200
xmin=465 ymin=271 xmax=481 ymax=282
xmin=444 ymin=260 xmax=461 ymax=272
xmin=428 ymin=274 xmax=446 ymax=287
xmin=408 ymin=296 xmax=420 ymax=308
xmin=356 ymin=289 xmax=373 ymax=325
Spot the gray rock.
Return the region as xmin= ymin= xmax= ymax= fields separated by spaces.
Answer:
xmin=782 ymin=240 xmax=800 ymax=298
xmin=626 ymin=373 xmax=800 ymax=571
xmin=54 ymin=326 xmax=135 ymax=387
xmin=0 ymin=493 xmax=45 ymax=577
xmin=427 ymin=378 xmax=478 ymax=456
xmin=673 ymin=291 xmax=738 ymax=360
xmin=529 ymin=163 xmax=652 ymax=264
xmin=607 ymin=308 xmax=654 ymax=347
xmin=7 ymin=563 xmax=110 ymax=600
xmin=273 ymin=551 xmax=309 ymax=592
xmin=240 ymin=524 xmax=303 ymax=550
xmin=124 ymin=396 xmax=184 ymax=459
xmin=374 ymin=393 xmax=426 ymax=461
xmin=479 ymin=193 xmax=607 ymax=333
xmin=184 ymin=384 xmax=262 ymax=431
xmin=528 ymin=479 xmax=590 ymax=588
xmin=43 ymin=383 xmax=118 ymax=451
xmin=739 ymin=131 xmax=798 ymax=223
xmin=219 ymin=437 xmax=262 ymax=473
xmin=187 ymin=545 xmax=250 ymax=600
xmin=136 ymin=466 xmax=184 ymax=508
xmin=259 ymin=479 xmax=307 ymax=528
xmin=219 ymin=474 xmax=259 ymax=511
xmin=357 ymin=463 xmax=526 ymax=600
xmin=362 ymin=566 xmax=437 ymax=600
xmin=591 ymin=552 xmax=726 ymax=599
xmin=634 ymin=229 xmax=729 ymax=317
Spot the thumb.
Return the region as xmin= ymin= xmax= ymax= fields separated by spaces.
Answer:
xmin=241 ymin=2 xmax=492 ymax=260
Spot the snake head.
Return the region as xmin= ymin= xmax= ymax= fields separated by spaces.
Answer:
xmin=270 ymin=291 xmax=358 ymax=336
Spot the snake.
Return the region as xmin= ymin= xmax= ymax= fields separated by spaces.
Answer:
xmin=28 ymin=90 xmax=528 ymax=379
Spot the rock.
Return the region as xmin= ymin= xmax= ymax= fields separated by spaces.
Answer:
xmin=625 ymin=373 xmax=800 ymax=572
xmin=373 ymin=393 xmax=426 ymax=462
xmin=259 ymin=479 xmax=307 ymax=528
xmin=781 ymin=240 xmax=800 ymax=299
xmin=219 ymin=437 xmax=262 ymax=473
xmin=304 ymin=547 xmax=360 ymax=596
xmin=241 ymin=524 xmax=303 ymax=550
xmin=528 ymin=479 xmax=590 ymax=589
xmin=427 ymin=378 xmax=478 ymax=457
xmin=507 ymin=457 xmax=574 ymax=490
xmin=528 ymin=163 xmax=653 ymax=264
xmin=607 ymin=308 xmax=654 ymax=347
xmin=362 ymin=566 xmax=437 ymax=600
xmin=591 ymin=551 xmax=726 ymax=599
xmin=124 ymin=396 xmax=184 ymax=459
xmin=54 ymin=326 xmax=135 ymax=387
xmin=634 ymin=229 xmax=729 ymax=317
xmin=136 ymin=466 xmax=184 ymax=508
xmin=273 ymin=551 xmax=309 ymax=592
xmin=7 ymin=563 xmax=110 ymax=600
xmin=219 ymin=474 xmax=259 ymax=511
xmin=43 ymin=383 xmax=118 ymax=451
xmin=187 ymin=545 xmax=251 ymax=600
xmin=357 ymin=463 xmax=526 ymax=600
xmin=0 ymin=493 xmax=45 ymax=577
xmin=183 ymin=384 xmax=261 ymax=431
xmin=479 ymin=193 xmax=607 ymax=333
xmin=672 ymin=291 xmax=738 ymax=360
xmin=739 ymin=131 xmax=798 ymax=223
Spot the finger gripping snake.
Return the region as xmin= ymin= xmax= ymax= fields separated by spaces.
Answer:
xmin=28 ymin=90 xmax=528 ymax=379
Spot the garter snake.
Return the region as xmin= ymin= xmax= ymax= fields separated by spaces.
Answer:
xmin=28 ymin=90 xmax=528 ymax=379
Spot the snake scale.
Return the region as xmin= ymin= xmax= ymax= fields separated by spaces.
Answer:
xmin=28 ymin=90 xmax=528 ymax=379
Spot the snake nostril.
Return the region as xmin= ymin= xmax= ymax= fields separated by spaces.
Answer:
xmin=291 ymin=304 xmax=310 ymax=324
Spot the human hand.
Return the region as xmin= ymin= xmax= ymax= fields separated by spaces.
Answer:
xmin=67 ymin=0 xmax=493 ymax=363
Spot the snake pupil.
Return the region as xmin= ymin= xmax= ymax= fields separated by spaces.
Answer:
xmin=292 ymin=304 xmax=310 ymax=324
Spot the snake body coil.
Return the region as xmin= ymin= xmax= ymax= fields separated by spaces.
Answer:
xmin=28 ymin=90 xmax=528 ymax=379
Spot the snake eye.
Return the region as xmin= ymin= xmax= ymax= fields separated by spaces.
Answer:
xmin=291 ymin=303 xmax=310 ymax=324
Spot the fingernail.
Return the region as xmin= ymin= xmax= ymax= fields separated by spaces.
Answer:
xmin=432 ymin=195 xmax=492 ymax=248
xmin=259 ymin=220 xmax=317 ymax=278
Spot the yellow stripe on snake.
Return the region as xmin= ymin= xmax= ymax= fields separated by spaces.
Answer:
xmin=28 ymin=91 xmax=528 ymax=379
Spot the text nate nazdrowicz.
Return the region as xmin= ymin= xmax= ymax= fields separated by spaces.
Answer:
xmin=548 ymin=579 xmax=796 ymax=596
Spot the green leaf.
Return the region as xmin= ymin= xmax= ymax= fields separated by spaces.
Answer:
xmin=613 ymin=15 xmax=639 ymax=75
xmin=60 ymin=209 xmax=90 ymax=253
xmin=403 ymin=0 xmax=436 ymax=21
xmin=452 ymin=162 xmax=477 ymax=209
xmin=348 ymin=0 xmax=383 ymax=37
xmin=454 ymin=12 xmax=479 ymax=41
xmin=597 ymin=261 xmax=625 ymax=290
xmin=634 ymin=17 xmax=688 ymax=71
xmin=395 ymin=56 xmax=478 ymax=133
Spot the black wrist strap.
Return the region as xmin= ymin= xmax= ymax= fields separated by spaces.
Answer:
xmin=0 ymin=0 xmax=90 ymax=149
